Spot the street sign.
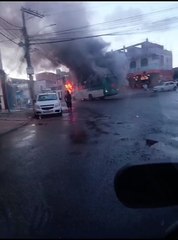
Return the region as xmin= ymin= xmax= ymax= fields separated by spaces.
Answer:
xmin=26 ymin=67 xmax=34 ymax=75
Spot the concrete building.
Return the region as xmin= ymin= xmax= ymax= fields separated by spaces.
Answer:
xmin=35 ymin=72 xmax=63 ymax=94
xmin=0 ymin=50 xmax=2 ymax=70
xmin=35 ymin=70 xmax=70 ymax=98
xmin=8 ymin=78 xmax=30 ymax=109
xmin=0 ymin=69 xmax=6 ymax=110
xmin=0 ymin=50 xmax=5 ymax=110
xmin=56 ymin=69 xmax=71 ymax=94
xmin=0 ymin=51 xmax=31 ymax=110
xmin=118 ymin=39 xmax=173 ymax=88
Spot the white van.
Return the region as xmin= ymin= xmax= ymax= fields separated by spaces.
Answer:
xmin=34 ymin=91 xmax=63 ymax=117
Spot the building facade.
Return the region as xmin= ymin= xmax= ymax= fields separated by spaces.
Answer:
xmin=118 ymin=39 xmax=173 ymax=88
xmin=35 ymin=72 xmax=63 ymax=94
xmin=0 ymin=50 xmax=5 ymax=110
xmin=8 ymin=78 xmax=30 ymax=109
xmin=35 ymin=71 xmax=70 ymax=97
xmin=0 ymin=69 xmax=6 ymax=110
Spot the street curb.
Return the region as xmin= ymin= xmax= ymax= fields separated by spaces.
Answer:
xmin=0 ymin=118 xmax=32 ymax=121
xmin=0 ymin=119 xmax=32 ymax=138
xmin=0 ymin=108 xmax=71 ymax=137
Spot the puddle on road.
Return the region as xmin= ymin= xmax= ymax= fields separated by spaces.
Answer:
xmin=12 ymin=129 xmax=36 ymax=148
xmin=30 ymin=130 xmax=36 ymax=134
xmin=15 ymin=141 xmax=32 ymax=148
xmin=151 ymin=142 xmax=178 ymax=157
xmin=22 ymin=135 xmax=34 ymax=141
xmin=70 ymin=129 xmax=88 ymax=144
xmin=86 ymin=119 xmax=110 ymax=136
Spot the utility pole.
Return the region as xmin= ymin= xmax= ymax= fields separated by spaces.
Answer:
xmin=0 ymin=70 xmax=10 ymax=112
xmin=20 ymin=7 xmax=44 ymax=111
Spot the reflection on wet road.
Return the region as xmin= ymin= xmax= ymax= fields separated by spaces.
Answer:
xmin=0 ymin=92 xmax=178 ymax=238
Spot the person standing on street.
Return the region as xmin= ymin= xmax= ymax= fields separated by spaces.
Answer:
xmin=64 ymin=90 xmax=72 ymax=111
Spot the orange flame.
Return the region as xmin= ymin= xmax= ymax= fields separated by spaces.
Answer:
xmin=65 ymin=81 xmax=73 ymax=93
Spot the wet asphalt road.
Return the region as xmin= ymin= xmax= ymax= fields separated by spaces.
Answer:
xmin=1 ymin=91 xmax=178 ymax=238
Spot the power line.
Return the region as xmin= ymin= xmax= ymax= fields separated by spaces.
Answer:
xmin=44 ymin=3 xmax=116 ymax=16
xmin=33 ymin=5 xmax=178 ymax=38
xmin=0 ymin=16 xmax=22 ymax=39
xmin=0 ymin=36 xmax=21 ymax=43
xmin=29 ymin=20 xmax=178 ymax=46
xmin=29 ymin=11 xmax=178 ymax=45
xmin=29 ymin=6 xmax=178 ymax=45
xmin=29 ymin=17 xmax=178 ymax=44
xmin=29 ymin=27 xmax=140 ymax=42
xmin=29 ymin=16 xmax=146 ymax=38
xmin=0 ymin=23 xmax=19 ymax=39
xmin=33 ymin=47 xmax=56 ymax=63
xmin=0 ymin=31 xmax=19 ymax=45
xmin=26 ymin=4 xmax=95 ymax=22
xmin=29 ymin=31 xmax=146 ymax=45
xmin=0 ymin=16 xmax=21 ymax=29
xmin=30 ymin=13 xmax=170 ymax=40
xmin=0 ymin=28 xmax=21 ymax=31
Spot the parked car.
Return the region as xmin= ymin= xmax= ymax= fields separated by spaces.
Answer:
xmin=174 ymin=79 xmax=178 ymax=87
xmin=153 ymin=81 xmax=177 ymax=92
xmin=34 ymin=91 xmax=63 ymax=118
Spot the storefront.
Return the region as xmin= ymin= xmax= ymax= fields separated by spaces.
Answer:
xmin=128 ymin=70 xmax=173 ymax=89
xmin=128 ymin=72 xmax=151 ymax=89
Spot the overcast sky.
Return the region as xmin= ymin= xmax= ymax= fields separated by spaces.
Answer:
xmin=88 ymin=1 xmax=178 ymax=61
xmin=0 ymin=1 xmax=178 ymax=79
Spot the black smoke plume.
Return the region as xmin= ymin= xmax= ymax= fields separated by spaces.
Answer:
xmin=0 ymin=2 xmax=128 ymax=85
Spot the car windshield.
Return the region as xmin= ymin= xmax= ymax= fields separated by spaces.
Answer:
xmin=38 ymin=94 xmax=57 ymax=101
xmin=1 ymin=1 xmax=178 ymax=239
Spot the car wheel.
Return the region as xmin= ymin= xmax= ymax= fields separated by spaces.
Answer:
xmin=59 ymin=110 xmax=63 ymax=116
xmin=174 ymin=86 xmax=177 ymax=91
xmin=88 ymin=94 xmax=93 ymax=101
xmin=99 ymin=96 xmax=105 ymax=100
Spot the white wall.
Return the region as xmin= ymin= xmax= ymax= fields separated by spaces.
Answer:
xmin=128 ymin=42 xmax=172 ymax=73
xmin=0 ymin=50 xmax=3 ymax=70
xmin=129 ymin=54 xmax=172 ymax=73
xmin=34 ymin=80 xmax=47 ymax=95
xmin=0 ymin=80 xmax=5 ymax=110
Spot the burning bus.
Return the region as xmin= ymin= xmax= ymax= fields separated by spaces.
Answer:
xmin=73 ymin=73 xmax=119 ymax=101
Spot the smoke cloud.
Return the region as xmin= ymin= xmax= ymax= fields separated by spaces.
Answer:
xmin=0 ymin=2 xmax=128 ymax=85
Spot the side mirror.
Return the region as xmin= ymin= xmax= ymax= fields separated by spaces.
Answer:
xmin=114 ymin=162 xmax=178 ymax=208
